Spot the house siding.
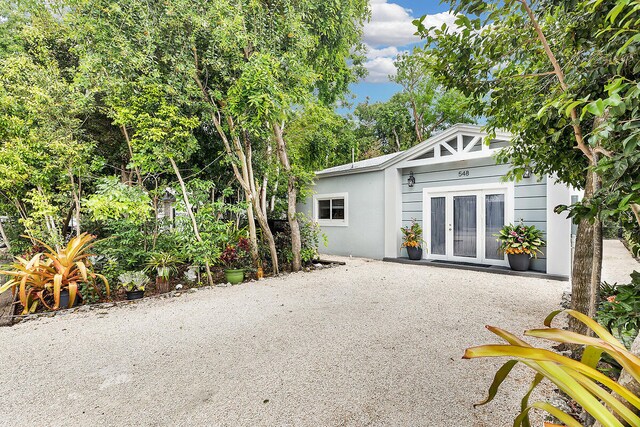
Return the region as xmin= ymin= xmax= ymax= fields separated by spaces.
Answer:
xmin=401 ymin=157 xmax=548 ymax=272
xmin=298 ymin=171 xmax=385 ymax=259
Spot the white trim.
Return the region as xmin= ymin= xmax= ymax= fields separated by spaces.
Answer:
xmin=315 ymin=124 xmax=513 ymax=178
xmin=422 ymin=182 xmax=514 ymax=266
xmin=384 ymin=168 xmax=403 ymax=257
xmin=312 ymin=192 xmax=349 ymax=227
xmin=546 ymin=175 xmax=572 ymax=276
xmin=398 ymin=148 xmax=502 ymax=169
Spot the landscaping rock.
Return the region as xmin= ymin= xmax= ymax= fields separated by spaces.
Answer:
xmin=0 ymin=290 xmax=14 ymax=327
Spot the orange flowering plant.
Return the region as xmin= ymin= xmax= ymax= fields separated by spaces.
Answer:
xmin=496 ymin=220 xmax=545 ymax=257
xmin=401 ymin=219 xmax=425 ymax=249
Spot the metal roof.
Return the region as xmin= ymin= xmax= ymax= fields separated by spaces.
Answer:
xmin=316 ymin=151 xmax=404 ymax=176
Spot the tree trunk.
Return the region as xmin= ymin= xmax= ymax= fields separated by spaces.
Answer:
xmin=169 ymin=158 xmax=214 ymax=287
xmin=120 ymin=125 xmax=144 ymax=187
xmin=410 ymin=99 xmax=423 ymax=143
xmin=245 ymin=192 xmax=259 ymax=266
xmin=252 ymin=197 xmax=279 ymax=274
xmin=589 ymin=161 xmax=603 ymax=320
xmin=272 ymin=122 xmax=302 ymax=272
xmin=570 ymin=171 xmax=596 ymax=335
xmin=68 ymin=171 xmax=81 ymax=236
xmin=0 ymin=219 xmax=10 ymax=251
xmin=192 ymin=50 xmax=278 ymax=273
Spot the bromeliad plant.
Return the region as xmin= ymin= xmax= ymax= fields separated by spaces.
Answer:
xmin=401 ymin=219 xmax=424 ymax=248
xmin=0 ymin=233 xmax=110 ymax=313
xmin=465 ymin=309 xmax=640 ymax=427
xmin=496 ymin=220 xmax=546 ymax=257
xmin=118 ymin=271 xmax=150 ymax=292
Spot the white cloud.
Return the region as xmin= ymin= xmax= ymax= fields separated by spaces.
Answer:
xmin=363 ymin=0 xmax=457 ymax=47
xmin=364 ymin=44 xmax=400 ymax=60
xmin=363 ymin=57 xmax=397 ymax=83
xmin=360 ymin=1 xmax=458 ymax=83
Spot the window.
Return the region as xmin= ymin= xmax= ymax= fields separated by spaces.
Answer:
xmin=313 ymin=193 xmax=348 ymax=226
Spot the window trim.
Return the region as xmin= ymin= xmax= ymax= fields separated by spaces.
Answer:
xmin=313 ymin=192 xmax=349 ymax=227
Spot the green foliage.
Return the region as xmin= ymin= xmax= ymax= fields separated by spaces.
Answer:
xmin=298 ymin=213 xmax=325 ymax=264
xmin=286 ymin=104 xmax=358 ymax=172
xmin=391 ymin=47 xmax=475 ymax=142
xmin=466 ymin=309 xmax=640 ymax=427
xmin=413 ymin=0 xmax=640 ymax=238
xmin=272 ymin=214 xmax=325 ymax=266
xmin=92 ymin=219 xmax=154 ymax=272
xmin=0 ymin=7 xmax=95 ymax=248
xmin=496 ymin=221 xmax=546 ymax=258
xmin=598 ymin=271 xmax=640 ymax=349
xmin=85 ymin=177 xmax=152 ymax=225
xmin=354 ymin=95 xmax=414 ymax=155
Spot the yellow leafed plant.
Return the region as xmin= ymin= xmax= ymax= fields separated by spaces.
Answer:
xmin=0 ymin=233 xmax=109 ymax=313
xmin=465 ymin=309 xmax=640 ymax=427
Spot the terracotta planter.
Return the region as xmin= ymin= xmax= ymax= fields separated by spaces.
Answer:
xmin=224 ymin=269 xmax=245 ymax=285
xmin=406 ymin=246 xmax=423 ymax=260
xmin=507 ymin=253 xmax=530 ymax=271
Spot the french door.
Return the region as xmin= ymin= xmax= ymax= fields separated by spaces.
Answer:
xmin=424 ymin=187 xmax=510 ymax=266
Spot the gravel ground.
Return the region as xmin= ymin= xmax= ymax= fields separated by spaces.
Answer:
xmin=601 ymin=239 xmax=639 ymax=284
xmin=0 ymin=258 xmax=568 ymax=426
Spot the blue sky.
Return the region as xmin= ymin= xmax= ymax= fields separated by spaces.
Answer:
xmin=346 ymin=0 xmax=455 ymax=110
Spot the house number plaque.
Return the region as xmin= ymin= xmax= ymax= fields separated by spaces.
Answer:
xmin=458 ymin=170 xmax=470 ymax=177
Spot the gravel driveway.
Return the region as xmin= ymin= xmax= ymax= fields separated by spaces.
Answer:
xmin=0 ymin=258 xmax=567 ymax=426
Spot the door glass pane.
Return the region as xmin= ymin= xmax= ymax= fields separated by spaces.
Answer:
xmin=331 ymin=198 xmax=344 ymax=219
xmin=318 ymin=200 xmax=330 ymax=219
xmin=430 ymin=197 xmax=446 ymax=255
xmin=485 ymin=194 xmax=505 ymax=260
xmin=453 ymin=195 xmax=477 ymax=257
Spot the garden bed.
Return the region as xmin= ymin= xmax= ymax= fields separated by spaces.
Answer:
xmin=3 ymin=260 xmax=344 ymax=326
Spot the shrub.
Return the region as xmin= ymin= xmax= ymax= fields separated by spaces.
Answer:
xmin=598 ymin=271 xmax=640 ymax=349
xmin=272 ymin=214 xmax=326 ymax=267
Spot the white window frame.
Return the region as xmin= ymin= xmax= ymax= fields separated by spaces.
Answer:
xmin=313 ymin=192 xmax=349 ymax=227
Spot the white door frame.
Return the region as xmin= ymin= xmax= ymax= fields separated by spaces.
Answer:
xmin=422 ymin=182 xmax=514 ymax=266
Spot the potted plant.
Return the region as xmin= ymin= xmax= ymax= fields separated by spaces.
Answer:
xmin=118 ymin=271 xmax=149 ymax=300
xmin=220 ymin=237 xmax=251 ymax=284
xmin=401 ymin=219 xmax=425 ymax=260
xmin=496 ymin=221 xmax=545 ymax=271
xmin=145 ymin=252 xmax=181 ymax=293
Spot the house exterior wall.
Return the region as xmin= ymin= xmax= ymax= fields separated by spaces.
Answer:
xmin=401 ymin=157 xmax=549 ymax=272
xmin=298 ymin=170 xmax=385 ymax=259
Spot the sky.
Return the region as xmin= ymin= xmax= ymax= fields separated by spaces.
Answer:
xmin=347 ymin=0 xmax=456 ymax=110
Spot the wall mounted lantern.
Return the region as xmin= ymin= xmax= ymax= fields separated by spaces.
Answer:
xmin=523 ymin=166 xmax=532 ymax=179
xmin=407 ymin=171 xmax=415 ymax=187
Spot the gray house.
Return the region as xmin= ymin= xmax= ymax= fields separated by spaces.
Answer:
xmin=298 ymin=124 xmax=574 ymax=277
